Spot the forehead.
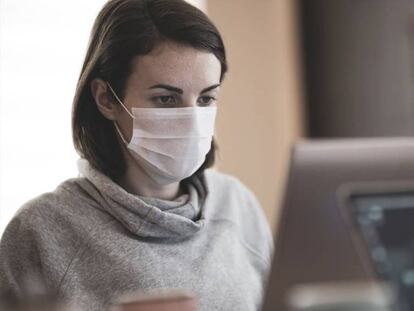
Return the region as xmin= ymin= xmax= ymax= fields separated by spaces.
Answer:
xmin=127 ymin=42 xmax=221 ymax=89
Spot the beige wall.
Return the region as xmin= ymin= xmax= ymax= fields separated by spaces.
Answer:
xmin=207 ymin=0 xmax=304 ymax=230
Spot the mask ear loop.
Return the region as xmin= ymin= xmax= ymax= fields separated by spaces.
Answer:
xmin=106 ymin=81 xmax=135 ymax=145
xmin=106 ymin=81 xmax=135 ymax=119
xmin=113 ymin=122 xmax=129 ymax=146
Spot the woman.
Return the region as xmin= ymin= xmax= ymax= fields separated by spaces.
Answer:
xmin=0 ymin=0 xmax=273 ymax=310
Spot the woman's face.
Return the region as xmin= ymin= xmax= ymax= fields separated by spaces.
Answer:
xmin=115 ymin=41 xmax=222 ymax=141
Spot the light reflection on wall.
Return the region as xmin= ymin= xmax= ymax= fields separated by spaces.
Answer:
xmin=0 ymin=1 xmax=107 ymax=234
xmin=185 ymin=0 xmax=207 ymax=11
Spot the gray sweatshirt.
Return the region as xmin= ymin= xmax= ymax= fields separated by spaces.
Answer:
xmin=0 ymin=159 xmax=273 ymax=311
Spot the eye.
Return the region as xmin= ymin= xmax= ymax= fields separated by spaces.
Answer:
xmin=153 ymin=95 xmax=177 ymax=107
xmin=198 ymin=96 xmax=216 ymax=106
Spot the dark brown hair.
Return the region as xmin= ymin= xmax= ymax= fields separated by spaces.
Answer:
xmin=72 ymin=0 xmax=227 ymax=181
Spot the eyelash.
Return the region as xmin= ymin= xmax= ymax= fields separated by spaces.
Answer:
xmin=151 ymin=95 xmax=217 ymax=107
xmin=198 ymin=96 xmax=216 ymax=106
xmin=152 ymin=95 xmax=177 ymax=107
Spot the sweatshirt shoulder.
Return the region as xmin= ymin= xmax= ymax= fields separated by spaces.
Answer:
xmin=14 ymin=178 xmax=111 ymax=228
xmin=2 ymin=179 xmax=87 ymax=247
xmin=2 ymin=178 xmax=113 ymax=253
xmin=0 ymin=181 xmax=87 ymax=296
xmin=203 ymin=169 xmax=264 ymax=211
xmin=10 ymin=188 xmax=69 ymax=231
xmin=203 ymin=169 xmax=274 ymax=264
xmin=203 ymin=169 xmax=249 ymax=192
xmin=0 ymin=177 xmax=117 ymax=295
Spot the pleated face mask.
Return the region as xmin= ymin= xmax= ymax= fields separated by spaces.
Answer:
xmin=108 ymin=82 xmax=217 ymax=185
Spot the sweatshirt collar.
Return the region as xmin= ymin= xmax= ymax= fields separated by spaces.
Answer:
xmin=76 ymin=159 xmax=207 ymax=239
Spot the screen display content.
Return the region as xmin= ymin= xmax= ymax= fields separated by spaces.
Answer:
xmin=351 ymin=193 xmax=414 ymax=311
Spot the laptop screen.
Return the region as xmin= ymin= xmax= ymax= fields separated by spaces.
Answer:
xmin=350 ymin=192 xmax=414 ymax=311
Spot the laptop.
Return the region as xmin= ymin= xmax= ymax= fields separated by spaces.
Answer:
xmin=261 ymin=138 xmax=414 ymax=311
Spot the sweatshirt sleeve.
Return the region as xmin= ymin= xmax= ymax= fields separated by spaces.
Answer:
xmin=0 ymin=202 xmax=81 ymax=303
xmin=0 ymin=213 xmax=47 ymax=301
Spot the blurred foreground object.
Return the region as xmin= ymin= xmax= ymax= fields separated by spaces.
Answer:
xmin=287 ymin=282 xmax=396 ymax=311
xmin=111 ymin=289 xmax=197 ymax=311
xmin=0 ymin=273 xmax=69 ymax=311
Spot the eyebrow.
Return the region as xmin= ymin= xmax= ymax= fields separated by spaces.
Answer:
xmin=148 ymin=83 xmax=221 ymax=94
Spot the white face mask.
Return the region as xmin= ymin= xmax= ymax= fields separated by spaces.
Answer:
xmin=107 ymin=83 xmax=217 ymax=185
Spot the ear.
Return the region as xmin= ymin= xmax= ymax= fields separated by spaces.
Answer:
xmin=90 ymin=78 xmax=119 ymax=121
